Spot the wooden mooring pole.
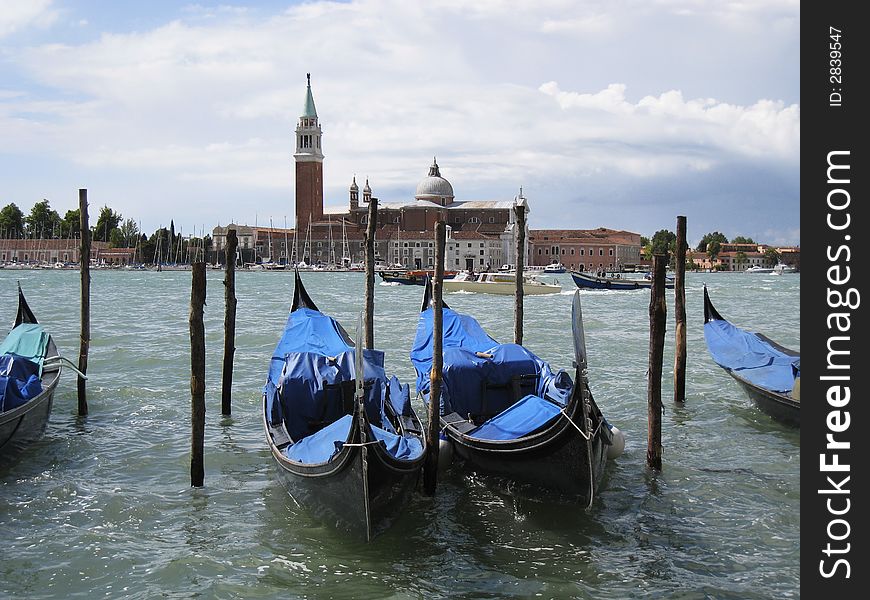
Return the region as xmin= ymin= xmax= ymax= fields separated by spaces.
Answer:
xmin=424 ymin=221 xmax=446 ymax=496
xmin=190 ymin=262 xmax=206 ymax=487
xmin=674 ymin=216 xmax=687 ymax=404
xmin=221 ymin=229 xmax=238 ymax=416
xmin=647 ymin=253 xmax=667 ymax=470
xmin=77 ymin=189 xmax=90 ymax=417
xmin=513 ymin=198 xmax=527 ymax=345
xmin=364 ymin=197 xmax=378 ymax=349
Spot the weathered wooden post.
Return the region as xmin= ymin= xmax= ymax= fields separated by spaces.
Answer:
xmin=77 ymin=189 xmax=90 ymax=417
xmin=424 ymin=221 xmax=446 ymax=496
xmin=364 ymin=197 xmax=378 ymax=349
xmin=221 ymin=228 xmax=238 ymax=416
xmin=513 ymin=198 xmax=527 ymax=345
xmin=674 ymin=216 xmax=687 ymax=404
xmin=647 ymin=253 xmax=667 ymax=470
xmin=190 ymin=262 xmax=206 ymax=487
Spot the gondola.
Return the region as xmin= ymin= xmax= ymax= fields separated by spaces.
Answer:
xmin=570 ymin=269 xmax=674 ymax=290
xmin=1 ymin=285 xmax=63 ymax=469
xmin=262 ymin=271 xmax=426 ymax=540
xmin=703 ymin=286 xmax=800 ymax=426
xmin=410 ymin=281 xmax=618 ymax=507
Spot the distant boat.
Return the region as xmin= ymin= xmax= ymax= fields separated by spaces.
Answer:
xmin=703 ymin=286 xmax=799 ymax=426
xmin=444 ymin=271 xmax=561 ymax=295
xmin=772 ymin=263 xmax=797 ymax=274
xmin=571 ymin=270 xmax=673 ymax=290
xmin=1 ymin=285 xmax=64 ymax=469
xmin=744 ymin=265 xmax=775 ymax=274
xmin=543 ymin=262 xmax=566 ymax=274
xmin=378 ymin=269 xmax=457 ymax=285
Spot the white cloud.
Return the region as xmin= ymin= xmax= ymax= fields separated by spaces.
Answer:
xmin=0 ymin=0 xmax=799 ymax=241
xmin=0 ymin=0 xmax=58 ymax=38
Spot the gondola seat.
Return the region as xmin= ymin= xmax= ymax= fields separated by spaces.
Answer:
xmin=468 ymin=394 xmax=562 ymax=441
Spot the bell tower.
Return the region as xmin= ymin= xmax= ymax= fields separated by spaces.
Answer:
xmin=294 ymin=73 xmax=324 ymax=231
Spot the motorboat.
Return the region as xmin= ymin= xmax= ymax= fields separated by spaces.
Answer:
xmin=444 ymin=271 xmax=561 ymax=295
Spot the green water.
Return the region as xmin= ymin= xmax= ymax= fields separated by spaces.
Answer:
xmin=0 ymin=269 xmax=799 ymax=599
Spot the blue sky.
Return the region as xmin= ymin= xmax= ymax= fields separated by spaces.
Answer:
xmin=0 ymin=0 xmax=799 ymax=245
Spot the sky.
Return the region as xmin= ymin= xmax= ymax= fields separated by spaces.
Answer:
xmin=0 ymin=0 xmax=799 ymax=246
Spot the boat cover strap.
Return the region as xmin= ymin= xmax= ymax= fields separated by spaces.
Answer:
xmin=704 ymin=320 xmax=800 ymax=392
xmin=468 ymin=395 xmax=561 ymax=441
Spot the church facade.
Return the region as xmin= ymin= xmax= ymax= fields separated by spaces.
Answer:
xmin=214 ymin=75 xmax=528 ymax=269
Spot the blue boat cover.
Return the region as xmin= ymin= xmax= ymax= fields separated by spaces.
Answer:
xmin=0 ymin=323 xmax=49 ymax=368
xmin=285 ymin=414 xmax=353 ymax=463
xmin=468 ymin=394 xmax=562 ymax=441
xmin=266 ymin=306 xmax=422 ymax=466
xmin=410 ymin=307 xmax=573 ymax=419
xmin=704 ymin=319 xmax=800 ymax=393
xmin=0 ymin=354 xmax=43 ymax=412
xmin=284 ymin=413 xmax=424 ymax=464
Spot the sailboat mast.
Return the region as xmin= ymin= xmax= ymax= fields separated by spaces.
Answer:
xmin=284 ymin=216 xmax=290 ymax=266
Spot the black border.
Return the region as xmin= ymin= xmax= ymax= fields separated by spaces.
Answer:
xmin=802 ymin=3 xmax=867 ymax=596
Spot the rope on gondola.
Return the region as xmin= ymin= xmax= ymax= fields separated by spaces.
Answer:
xmin=559 ymin=407 xmax=603 ymax=441
xmin=342 ymin=440 xmax=384 ymax=448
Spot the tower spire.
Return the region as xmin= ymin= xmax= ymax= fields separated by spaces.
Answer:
xmin=295 ymin=74 xmax=324 ymax=230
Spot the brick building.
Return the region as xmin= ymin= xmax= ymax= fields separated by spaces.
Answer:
xmin=0 ymin=239 xmax=111 ymax=265
xmin=529 ymin=228 xmax=643 ymax=272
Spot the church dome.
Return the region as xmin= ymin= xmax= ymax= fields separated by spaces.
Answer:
xmin=415 ymin=157 xmax=454 ymax=203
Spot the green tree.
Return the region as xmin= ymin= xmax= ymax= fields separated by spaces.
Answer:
xmin=731 ymin=235 xmax=755 ymax=245
xmin=707 ymin=240 xmax=722 ymax=262
xmin=62 ymin=209 xmax=81 ymax=239
xmin=696 ymin=231 xmax=728 ymax=253
xmin=0 ymin=203 xmax=25 ymax=238
xmin=25 ymin=199 xmax=62 ymax=238
xmin=119 ymin=219 xmax=140 ymax=248
xmin=94 ymin=206 xmax=123 ymax=242
xmin=650 ymin=229 xmax=676 ymax=257
xmin=734 ymin=251 xmax=747 ymax=271
xmin=764 ymin=247 xmax=781 ymax=266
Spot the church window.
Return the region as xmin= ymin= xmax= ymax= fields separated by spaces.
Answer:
xmin=469 ymin=217 xmax=480 ymax=224
xmin=609 ymin=249 xmax=613 ymax=256
xmin=489 ymin=217 xmax=494 ymax=223
xmin=455 ymin=217 xmax=461 ymax=223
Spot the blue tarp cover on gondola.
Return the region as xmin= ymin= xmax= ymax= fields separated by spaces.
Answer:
xmin=411 ymin=307 xmax=573 ymax=418
xmin=267 ymin=307 xmax=353 ymax=385
xmin=704 ymin=319 xmax=799 ymax=393
xmin=269 ymin=348 xmax=388 ymax=441
xmin=0 ymin=354 xmax=43 ymax=412
xmin=284 ymin=413 xmax=424 ymax=464
xmin=468 ymin=394 xmax=562 ymax=441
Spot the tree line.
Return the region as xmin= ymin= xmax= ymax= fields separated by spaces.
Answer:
xmin=0 ymin=199 xmax=212 ymax=265
xmin=641 ymin=229 xmax=781 ymax=270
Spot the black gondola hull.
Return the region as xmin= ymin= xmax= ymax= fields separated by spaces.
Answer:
xmin=727 ymin=371 xmax=800 ymax=427
xmin=264 ymin=404 xmax=423 ymax=541
xmin=440 ymin=374 xmax=609 ymax=507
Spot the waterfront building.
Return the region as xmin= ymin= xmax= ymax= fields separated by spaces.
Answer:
xmin=529 ymin=228 xmax=643 ymax=272
xmin=0 ymin=238 xmax=111 ymax=265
